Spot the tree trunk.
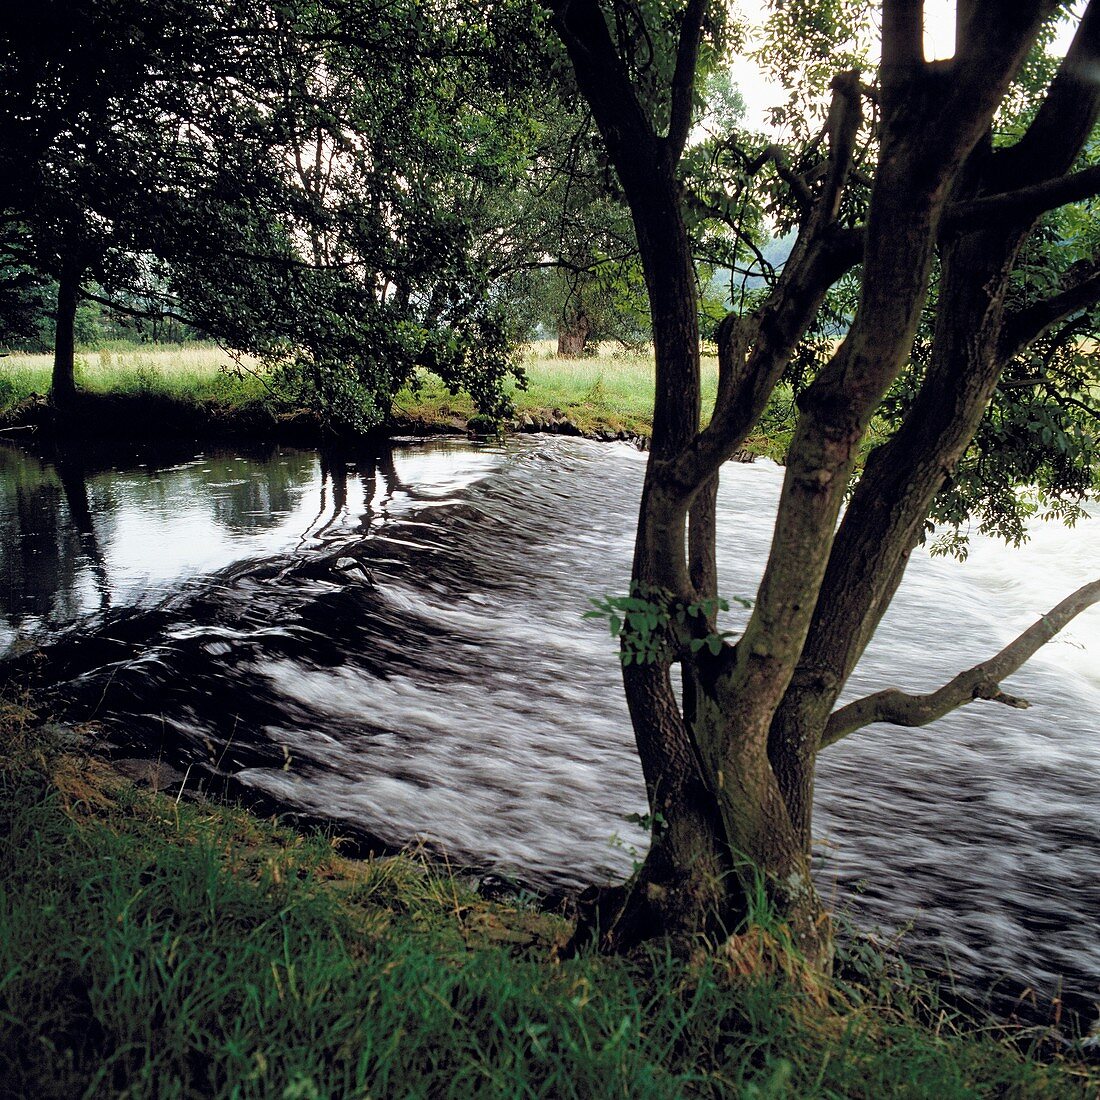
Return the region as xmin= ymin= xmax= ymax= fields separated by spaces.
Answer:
xmin=769 ymin=5 xmax=1100 ymax=816
xmin=51 ymin=267 xmax=80 ymax=407
xmin=556 ymin=309 xmax=591 ymax=357
xmin=549 ymin=0 xmax=1061 ymax=971
xmin=585 ymin=164 xmax=737 ymax=951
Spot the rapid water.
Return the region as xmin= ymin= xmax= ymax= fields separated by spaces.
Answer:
xmin=1 ymin=437 xmax=1097 ymax=1017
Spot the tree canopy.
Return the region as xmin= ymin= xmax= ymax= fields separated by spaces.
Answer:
xmin=0 ymin=0 xmax=543 ymax=425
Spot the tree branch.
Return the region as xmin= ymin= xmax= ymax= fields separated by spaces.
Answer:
xmin=881 ymin=0 xmax=925 ymax=94
xmin=821 ymin=578 xmax=1100 ymax=747
xmin=821 ymin=70 xmax=862 ymax=222
xmin=992 ymin=0 xmax=1100 ymax=187
xmin=662 ymin=223 xmax=864 ymax=500
xmin=1046 ymin=385 xmax=1100 ymax=423
xmin=542 ymin=0 xmax=658 ymax=174
xmin=665 ymin=0 xmax=706 ymax=164
xmin=945 ymin=163 xmax=1100 ymax=231
xmin=655 ymin=68 xmax=867 ymax=502
xmin=744 ymin=144 xmax=814 ymax=212
xmin=80 ymin=290 xmax=195 ymax=327
xmin=1000 ymin=266 xmax=1100 ymax=361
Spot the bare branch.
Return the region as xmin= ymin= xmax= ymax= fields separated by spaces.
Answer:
xmin=821 ymin=578 xmax=1100 ymax=747
xmin=820 ymin=70 xmax=863 ymax=223
xmin=666 ymin=0 xmax=706 ymax=163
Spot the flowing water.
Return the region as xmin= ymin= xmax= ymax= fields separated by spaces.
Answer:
xmin=1 ymin=436 xmax=1098 ymax=1020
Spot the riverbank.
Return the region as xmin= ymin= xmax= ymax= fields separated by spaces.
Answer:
xmin=0 ymin=342 xmax=790 ymax=457
xmin=2 ymin=704 xmax=1097 ymax=1098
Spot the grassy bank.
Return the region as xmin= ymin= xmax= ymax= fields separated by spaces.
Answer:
xmin=1 ymin=709 xmax=1095 ymax=1098
xmin=397 ymin=341 xmax=718 ymax=441
xmin=0 ymin=342 xmax=793 ymax=457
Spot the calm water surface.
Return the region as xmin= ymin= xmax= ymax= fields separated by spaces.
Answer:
xmin=1 ymin=437 xmax=1097 ymax=1018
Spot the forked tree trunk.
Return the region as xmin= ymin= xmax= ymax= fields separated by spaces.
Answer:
xmin=550 ymin=0 xmax=1073 ymax=968
xmin=51 ymin=267 xmax=80 ymax=407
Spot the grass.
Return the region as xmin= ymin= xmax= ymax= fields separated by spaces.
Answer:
xmin=0 ymin=344 xmax=267 ymax=409
xmin=0 ymin=341 xmax=792 ymax=456
xmin=395 ymin=340 xmax=790 ymax=450
xmin=1 ymin=704 xmax=1096 ymax=1099
xmin=396 ymin=341 xmax=689 ymax=439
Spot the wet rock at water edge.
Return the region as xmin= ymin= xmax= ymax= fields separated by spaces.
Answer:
xmin=111 ymin=756 xmax=190 ymax=793
xmin=466 ymin=414 xmax=501 ymax=437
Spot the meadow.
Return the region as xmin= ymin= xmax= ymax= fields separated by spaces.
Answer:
xmin=0 ymin=341 xmax=795 ymax=457
xmin=0 ymin=343 xmax=267 ymax=408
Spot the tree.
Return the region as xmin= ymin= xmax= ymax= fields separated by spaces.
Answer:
xmin=458 ymin=90 xmax=650 ymax=357
xmin=492 ymin=72 xmax=753 ymax=357
xmin=524 ymin=106 xmax=649 ymax=357
xmin=543 ymin=0 xmax=1100 ymax=964
xmin=0 ymin=0 xmax=232 ymax=398
xmin=0 ymin=0 xmax=539 ymax=426
xmin=212 ymin=0 xmax=543 ymax=428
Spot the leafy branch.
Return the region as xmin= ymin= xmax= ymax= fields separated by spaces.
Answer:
xmin=584 ymin=583 xmax=750 ymax=664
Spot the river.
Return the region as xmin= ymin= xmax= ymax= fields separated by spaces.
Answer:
xmin=1 ymin=436 xmax=1097 ymax=1022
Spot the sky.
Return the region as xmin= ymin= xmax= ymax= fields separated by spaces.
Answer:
xmin=729 ymin=1 xmax=1084 ymax=132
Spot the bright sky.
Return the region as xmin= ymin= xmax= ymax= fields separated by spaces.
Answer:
xmin=730 ymin=1 xmax=1085 ymax=132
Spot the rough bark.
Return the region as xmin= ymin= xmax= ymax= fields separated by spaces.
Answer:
xmin=767 ymin=2 xmax=1100 ymax=845
xmin=550 ymin=0 xmax=731 ymax=952
xmin=707 ymin=6 xmax=1049 ymax=903
xmin=556 ymin=309 xmax=591 ymax=357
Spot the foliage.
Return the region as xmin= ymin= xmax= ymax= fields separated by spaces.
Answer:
xmin=0 ymin=0 xmax=545 ymax=426
xmin=586 ymin=584 xmax=740 ymax=664
xmin=683 ymin=5 xmax=1100 ymax=552
xmin=475 ymin=85 xmax=651 ymax=354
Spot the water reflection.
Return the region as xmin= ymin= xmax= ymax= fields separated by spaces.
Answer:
xmin=0 ymin=440 xmax=510 ymax=654
xmin=0 ymin=447 xmax=87 ymax=625
xmin=0 ymin=442 xmax=321 ymax=651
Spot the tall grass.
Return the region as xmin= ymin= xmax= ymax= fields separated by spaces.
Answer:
xmin=0 ymin=720 xmax=1094 ymax=1099
xmin=0 ymin=345 xmax=267 ymax=410
xmin=397 ymin=341 xmax=745 ymax=443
